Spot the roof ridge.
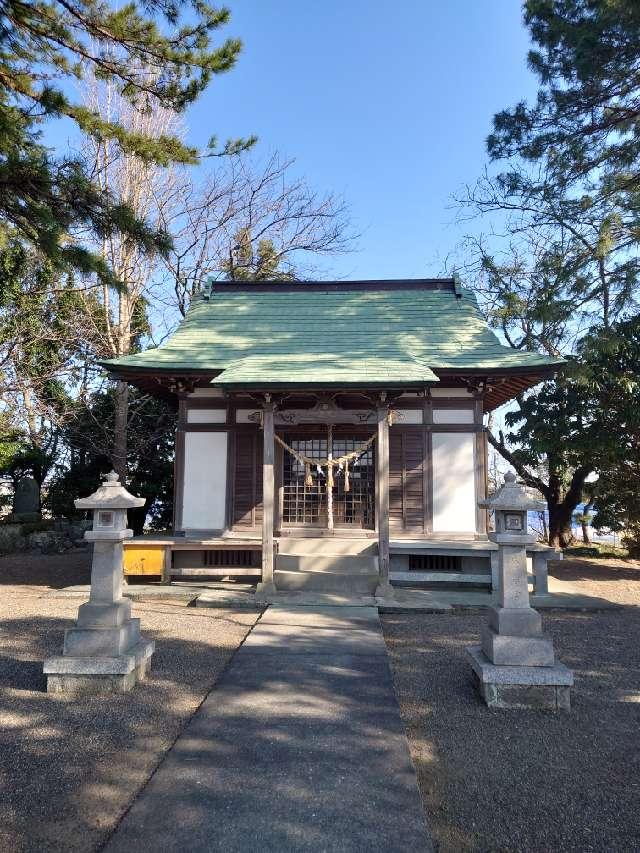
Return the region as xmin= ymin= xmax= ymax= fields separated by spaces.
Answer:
xmin=204 ymin=278 xmax=456 ymax=295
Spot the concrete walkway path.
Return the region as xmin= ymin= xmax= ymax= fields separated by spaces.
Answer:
xmin=104 ymin=605 xmax=432 ymax=853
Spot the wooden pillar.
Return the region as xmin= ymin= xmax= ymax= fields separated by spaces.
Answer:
xmin=257 ymin=396 xmax=276 ymax=594
xmin=376 ymin=403 xmax=393 ymax=599
xmin=327 ymin=424 xmax=334 ymax=531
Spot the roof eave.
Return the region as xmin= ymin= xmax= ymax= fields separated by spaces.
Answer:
xmin=213 ymin=379 xmax=437 ymax=391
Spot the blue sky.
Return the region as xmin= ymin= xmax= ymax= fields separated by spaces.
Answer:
xmin=183 ymin=1 xmax=539 ymax=280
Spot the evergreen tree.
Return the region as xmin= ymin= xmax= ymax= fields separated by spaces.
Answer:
xmin=48 ymin=388 xmax=177 ymax=533
xmin=0 ymin=235 xmax=103 ymax=502
xmin=0 ymin=0 xmax=252 ymax=276
xmin=459 ymin=0 xmax=640 ymax=546
xmin=576 ymin=316 xmax=640 ymax=555
xmin=222 ymin=227 xmax=297 ymax=281
xmin=489 ymin=0 xmax=640 ymax=191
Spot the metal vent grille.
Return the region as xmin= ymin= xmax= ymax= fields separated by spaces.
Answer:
xmin=204 ymin=550 xmax=257 ymax=568
xmin=409 ymin=554 xmax=461 ymax=572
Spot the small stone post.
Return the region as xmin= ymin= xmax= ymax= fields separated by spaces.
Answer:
xmin=467 ymin=472 xmax=573 ymax=710
xmin=257 ymin=397 xmax=277 ymax=596
xmin=375 ymin=403 xmax=394 ymax=600
xmin=43 ymin=472 xmax=155 ymax=694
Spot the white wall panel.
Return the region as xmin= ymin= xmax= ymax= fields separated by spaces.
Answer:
xmin=188 ymin=388 xmax=224 ymax=398
xmin=431 ymin=388 xmax=473 ymax=397
xmin=432 ymin=432 xmax=476 ymax=532
xmin=394 ymin=409 xmax=423 ymax=425
xmin=186 ymin=408 xmax=227 ymax=424
xmin=432 ymin=408 xmax=474 ymax=424
xmin=182 ymin=432 xmax=227 ymax=530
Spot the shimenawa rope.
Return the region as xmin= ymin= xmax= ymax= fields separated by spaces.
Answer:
xmin=274 ymin=432 xmax=376 ymax=493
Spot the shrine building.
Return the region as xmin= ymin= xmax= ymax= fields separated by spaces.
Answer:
xmin=103 ymin=278 xmax=563 ymax=595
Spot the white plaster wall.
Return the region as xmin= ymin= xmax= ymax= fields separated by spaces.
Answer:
xmin=431 ymin=388 xmax=473 ymax=397
xmin=182 ymin=432 xmax=228 ymax=530
xmin=394 ymin=409 xmax=423 ymax=425
xmin=186 ymin=409 xmax=227 ymax=424
xmin=188 ymin=388 xmax=224 ymax=398
xmin=432 ymin=432 xmax=476 ymax=532
xmin=432 ymin=408 xmax=475 ymax=424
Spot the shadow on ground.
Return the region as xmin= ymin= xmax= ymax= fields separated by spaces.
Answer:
xmin=551 ymin=556 xmax=640 ymax=584
xmin=383 ymin=608 xmax=640 ymax=853
xmin=0 ymin=606 xmax=258 ymax=853
xmin=0 ymin=551 xmax=91 ymax=587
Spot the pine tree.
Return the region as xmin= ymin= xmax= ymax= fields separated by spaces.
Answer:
xmin=222 ymin=227 xmax=297 ymax=281
xmin=459 ymin=0 xmax=640 ymax=546
xmin=0 ymin=0 xmax=253 ymax=277
xmin=489 ymin=0 xmax=640 ymax=191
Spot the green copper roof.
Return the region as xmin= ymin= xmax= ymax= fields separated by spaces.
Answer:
xmin=102 ymin=280 xmax=564 ymax=387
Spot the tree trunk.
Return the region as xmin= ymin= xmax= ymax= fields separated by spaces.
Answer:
xmin=128 ymin=505 xmax=146 ymax=536
xmin=486 ymin=430 xmax=591 ymax=552
xmin=547 ymin=501 xmax=575 ymax=549
xmin=113 ymin=380 xmax=129 ymax=482
xmin=581 ymin=503 xmax=593 ymax=544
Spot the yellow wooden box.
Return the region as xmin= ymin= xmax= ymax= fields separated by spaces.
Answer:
xmin=123 ymin=544 xmax=166 ymax=576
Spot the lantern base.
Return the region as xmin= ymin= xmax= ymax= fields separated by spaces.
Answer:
xmin=467 ymin=646 xmax=572 ymax=710
xmin=44 ymin=639 xmax=154 ymax=695
xmin=481 ymin=625 xmax=555 ymax=666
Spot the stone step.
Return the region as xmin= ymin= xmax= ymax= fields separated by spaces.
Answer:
xmin=274 ymin=569 xmax=379 ymax=594
xmin=171 ymin=568 xmax=261 ymax=578
xmin=277 ymin=537 xmax=377 ymax=557
xmin=390 ymin=571 xmax=491 ymax=585
xmin=276 ymin=554 xmax=379 ymax=574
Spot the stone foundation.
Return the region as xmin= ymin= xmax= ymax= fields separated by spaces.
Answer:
xmin=44 ymin=639 xmax=154 ymax=696
xmin=467 ymin=645 xmax=572 ymax=711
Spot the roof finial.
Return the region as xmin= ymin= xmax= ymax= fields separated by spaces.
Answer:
xmin=452 ymin=272 xmax=463 ymax=299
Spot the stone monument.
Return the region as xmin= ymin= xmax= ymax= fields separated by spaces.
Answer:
xmin=467 ymin=471 xmax=573 ymax=710
xmin=43 ymin=472 xmax=155 ymax=694
xmin=11 ymin=475 xmax=41 ymax=522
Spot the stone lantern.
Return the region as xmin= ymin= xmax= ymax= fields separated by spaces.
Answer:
xmin=44 ymin=472 xmax=155 ymax=694
xmin=467 ymin=471 xmax=573 ymax=710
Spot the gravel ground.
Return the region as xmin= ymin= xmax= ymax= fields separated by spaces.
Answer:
xmin=382 ymin=606 xmax=640 ymax=853
xmin=0 ymin=552 xmax=260 ymax=853
xmin=2 ymin=550 xmax=639 ymax=852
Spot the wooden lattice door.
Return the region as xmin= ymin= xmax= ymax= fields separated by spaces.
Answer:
xmin=281 ymin=433 xmax=375 ymax=529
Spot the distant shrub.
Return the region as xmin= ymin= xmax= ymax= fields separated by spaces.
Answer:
xmin=622 ymin=525 xmax=640 ymax=560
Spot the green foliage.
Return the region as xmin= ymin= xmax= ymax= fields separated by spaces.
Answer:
xmin=467 ymin=0 xmax=640 ymax=545
xmin=489 ymin=0 xmax=640 ymax=189
xmin=622 ymin=525 xmax=640 ymax=559
xmin=579 ymin=316 xmax=640 ymax=547
xmin=0 ymin=0 xmax=252 ymax=275
xmin=564 ymin=543 xmax=629 ymax=560
xmin=500 ymin=314 xmax=640 ymax=545
xmin=222 ymin=227 xmax=297 ymax=281
xmin=47 ymin=388 xmax=177 ymax=533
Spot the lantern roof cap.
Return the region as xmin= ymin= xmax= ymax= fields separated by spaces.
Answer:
xmin=479 ymin=471 xmax=546 ymax=513
xmin=74 ymin=472 xmax=146 ymax=510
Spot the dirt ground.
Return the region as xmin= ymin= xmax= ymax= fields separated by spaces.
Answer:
xmin=0 ymin=551 xmax=260 ymax=853
xmin=383 ymin=555 xmax=640 ymax=853
xmin=550 ymin=554 xmax=640 ymax=606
